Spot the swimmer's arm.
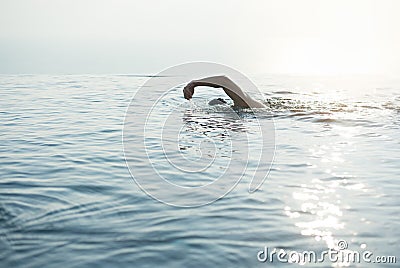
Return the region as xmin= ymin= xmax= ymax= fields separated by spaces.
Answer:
xmin=183 ymin=75 xmax=265 ymax=108
xmin=183 ymin=77 xmax=223 ymax=99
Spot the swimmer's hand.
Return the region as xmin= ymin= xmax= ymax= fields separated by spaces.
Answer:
xmin=183 ymin=81 xmax=196 ymax=100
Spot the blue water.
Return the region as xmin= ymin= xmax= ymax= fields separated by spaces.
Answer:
xmin=0 ymin=74 xmax=399 ymax=267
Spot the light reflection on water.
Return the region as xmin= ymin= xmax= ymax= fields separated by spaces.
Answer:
xmin=0 ymin=74 xmax=399 ymax=267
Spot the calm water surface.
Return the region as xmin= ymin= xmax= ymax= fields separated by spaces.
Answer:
xmin=0 ymin=74 xmax=399 ymax=267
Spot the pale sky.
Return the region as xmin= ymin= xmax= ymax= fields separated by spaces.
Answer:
xmin=1 ymin=0 xmax=399 ymax=75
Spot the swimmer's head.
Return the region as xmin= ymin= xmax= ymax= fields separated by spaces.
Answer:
xmin=208 ymin=98 xmax=227 ymax=106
